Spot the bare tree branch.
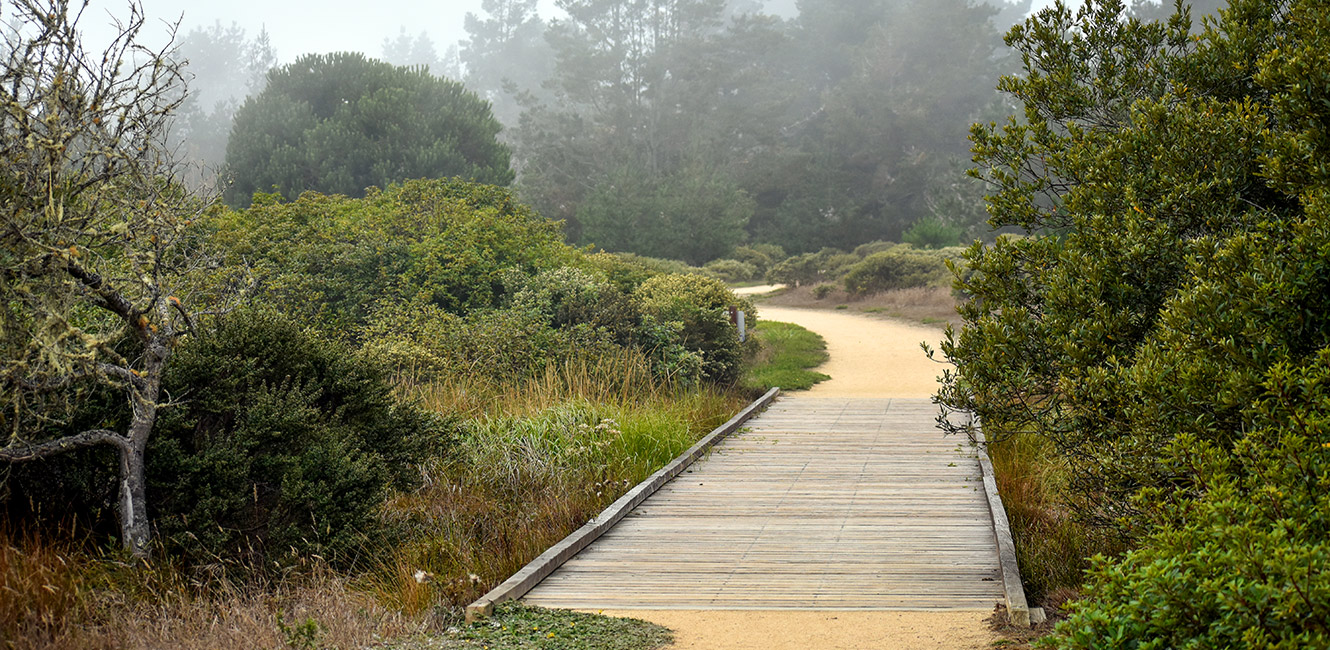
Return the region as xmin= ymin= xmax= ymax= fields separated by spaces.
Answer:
xmin=0 ymin=428 xmax=128 ymax=461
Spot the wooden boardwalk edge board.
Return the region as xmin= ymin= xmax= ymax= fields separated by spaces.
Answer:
xmin=970 ymin=413 xmax=1032 ymax=627
xmin=464 ymin=387 xmax=782 ymax=622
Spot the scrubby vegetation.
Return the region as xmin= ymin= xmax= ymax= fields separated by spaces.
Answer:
xmin=2 ymin=175 xmax=759 ymax=647
xmin=0 ymin=4 xmax=762 ymax=642
xmin=712 ymin=242 xmax=962 ymax=294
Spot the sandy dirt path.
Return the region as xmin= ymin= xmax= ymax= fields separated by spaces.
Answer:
xmin=602 ymin=307 xmax=994 ymax=649
xmin=758 ymin=306 xmax=946 ymax=398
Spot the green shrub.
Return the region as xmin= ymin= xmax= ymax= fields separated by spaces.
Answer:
xmin=634 ymin=274 xmax=754 ymax=385
xmin=811 ymin=283 xmax=836 ymax=300
xmin=149 ymin=309 xmax=454 ymax=570
xmin=205 ymin=178 xmax=568 ymax=331
xmin=505 ymin=267 xmax=638 ymax=343
xmin=575 ymin=251 xmax=662 ymax=294
xmin=703 ymin=259 xmax=759 ymax=283
xmin=362 ymin=302 xmax=577 ymax=383
xmin=901 ymin=217 xmax=963 ymax=249
xmin=765 ymin=248 xmax=850 ymax=287
xmin=765 ymin=252 xmax=821 ymax=286
xmin=1050 ymin=354 xmax=1330 ymax=649
xmin=851 ymin=240 xmax=899 ymax=258
xmin=731 ymin=244 xmax=786 ymax=276
xmin=841 ymin=250 xmax=948 ymax=295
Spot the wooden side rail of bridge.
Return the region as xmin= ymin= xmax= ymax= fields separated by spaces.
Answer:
xmin=470 ymin=395 xmax=1028 ymax=623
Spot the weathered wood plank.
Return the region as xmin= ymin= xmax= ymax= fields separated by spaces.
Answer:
xmin=463 ymin=388 xmax=780 ymax=622
xmin=516 ymin=397 xmax=1009 ymax=612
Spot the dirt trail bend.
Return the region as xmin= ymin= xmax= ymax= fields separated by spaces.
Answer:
xmin=757 ymin=306 xmax=947 ymax=398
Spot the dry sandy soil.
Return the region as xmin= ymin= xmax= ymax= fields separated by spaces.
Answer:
xmin=603 ymin=298 xmax=995 ymax=650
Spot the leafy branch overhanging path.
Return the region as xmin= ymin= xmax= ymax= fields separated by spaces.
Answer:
xmin=523 ymin=396 xmax=1005 ymax=610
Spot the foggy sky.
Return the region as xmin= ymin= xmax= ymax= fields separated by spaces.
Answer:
xmin=71 ymin=0 xmax=1065 ymax=69
xmin=73 ymin=0 xmax=567 ymax=64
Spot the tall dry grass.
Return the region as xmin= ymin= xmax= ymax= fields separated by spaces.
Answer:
xmin=0 ymin=525 xmax=425 ymax=650
xmin=987 ymin=433 xmax=1124 ymax=609
xmin=375 ymin=349 xmax=745 ymax=611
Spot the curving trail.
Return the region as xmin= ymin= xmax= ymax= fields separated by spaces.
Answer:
xmin=595 ymin=306 xmax=995 ymax=650
xmin=757 ymin=306 xmax=946 ymax=398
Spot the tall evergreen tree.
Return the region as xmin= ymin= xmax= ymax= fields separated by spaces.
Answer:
xmin=223 ymin=53 xmax=513 ymax=207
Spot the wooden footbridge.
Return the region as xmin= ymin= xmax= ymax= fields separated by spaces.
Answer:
xmin=468 ymin=391 xmax=1029 ymax=624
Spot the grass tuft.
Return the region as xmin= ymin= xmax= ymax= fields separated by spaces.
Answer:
xmin=987 ymin=433 xmax=1124 ymax=605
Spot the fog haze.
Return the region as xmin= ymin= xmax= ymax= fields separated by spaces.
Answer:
xmin=72 ymin=0 xmax=1059 ymax=66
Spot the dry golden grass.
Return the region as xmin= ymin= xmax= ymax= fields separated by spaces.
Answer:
xmin=1 ymin=526 xmax=427 ymax=650
xmin=378 ymin=352 xmax=745 ymax=611
xmin=986 ymin=434 xmax=1124 ymax=605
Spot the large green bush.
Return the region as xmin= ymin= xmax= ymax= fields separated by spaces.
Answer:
xmin=841 ymin=249 xmax=948 ymax=295
xmin=1054 ymin=346 xmax=1330 ymax=649
xmin=207 ymin=178 xmax=568 ymax=331
xmin=634 ymin=274 xmax=755 ymax=385
xmin=936 ymin=0 xmax=1330 ymax=645
xmin=702 ymin=259 xmax=759 ymax=284
xmin=149 ymin=309 xmax=453 ymax=569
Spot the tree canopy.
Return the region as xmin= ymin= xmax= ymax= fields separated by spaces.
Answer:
xmin=223 ymin=52 xmax=513 ymax=207
xmin=484 ymin=0 xmax=1026 ymax=262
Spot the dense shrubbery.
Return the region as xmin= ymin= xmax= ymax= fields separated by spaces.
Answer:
xmin=703 ymin=259 xmax=759 ymax=284
xmin=938 ymin=0 xmax=1330 ymax=646
xmin=841 ymin=249 xmax=950 ymax=296
xmin=150 ymin=309 xmax=453 ymax=569
xmin=207 ymin=179 xmax=569 ymax=331
xmin=635 ymin=274 xmax=757 ymax=386
xmin=753 ymin=243 xmax=961 ymax=296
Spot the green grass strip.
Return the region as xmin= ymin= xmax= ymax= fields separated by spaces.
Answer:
xmin=744 ymin=321 xmax=831 ymax=391
xmin=440 ymin=604 xmax=671 ymax=649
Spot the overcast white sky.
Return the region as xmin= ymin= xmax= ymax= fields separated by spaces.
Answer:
xmin=70 ymin=0 xmax=1066 ymax=66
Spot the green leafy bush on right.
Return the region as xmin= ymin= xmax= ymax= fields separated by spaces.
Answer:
xmin=932 ymin=0 xmax=1330 ymax=646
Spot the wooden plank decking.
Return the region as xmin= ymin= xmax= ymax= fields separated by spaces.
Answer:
xmin=521 ymin=396 xmax=1004 ymax=610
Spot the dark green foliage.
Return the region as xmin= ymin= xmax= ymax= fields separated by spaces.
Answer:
xmin=937 ymin=0 xmax=1330 ymax=645
xmin=207 ymin=178 xmax=567 ymax=332
xmin=576 ymin=167 xmax=754 ymax=265
xmin=841 ymin=249 xmax=948 ymax=295
xmin=223 ymin=52 xmax=513 ymax=207
xmin=730 ymin=244 xmax=787 ymax=277
xmin=764 ymin=248 xmax=856 ymax=287
xmin=634 ymin=275 xmax=756 ymax=385
xmin=150 ymin=309 xmax=453 ymax=569
xmin=901 ymin=218 xmax=964 ymax=249
xmin=1050 ymin=225 xmax=1330 ymax=649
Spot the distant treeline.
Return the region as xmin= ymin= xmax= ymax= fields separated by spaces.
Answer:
xmin=169 ymin=0 xmax=1229 ymax=264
